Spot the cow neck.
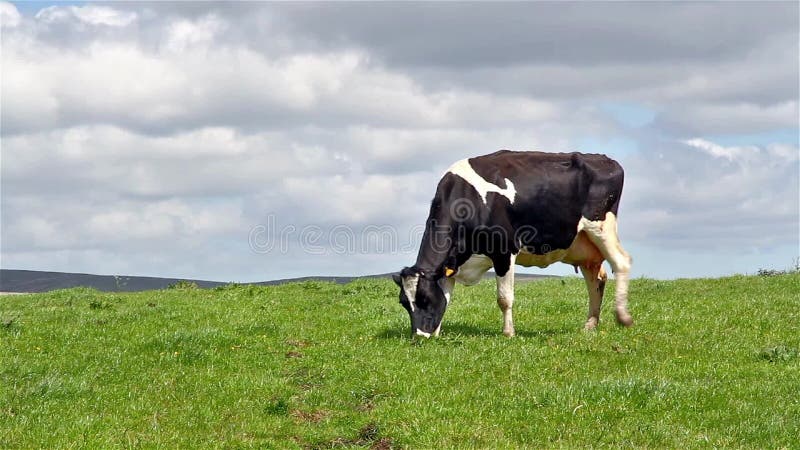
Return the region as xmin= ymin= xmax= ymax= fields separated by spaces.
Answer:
xmin=413 ymin=202 xmax=454 ymax=275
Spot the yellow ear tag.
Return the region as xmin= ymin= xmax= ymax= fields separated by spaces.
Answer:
xmin=445 ymin=267 xmax=455 ymax=277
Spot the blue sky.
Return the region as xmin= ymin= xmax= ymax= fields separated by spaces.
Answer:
xmin=1 ymin=1 xmax=798 ymax=281
xmin=11 ymin=1 xmax=77 ymax=13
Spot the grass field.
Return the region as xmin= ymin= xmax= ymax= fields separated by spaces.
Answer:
xmin=1 ymin=273 xmax=799 ymax=448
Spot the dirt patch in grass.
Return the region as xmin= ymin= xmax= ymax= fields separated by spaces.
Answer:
xmin=370 ymin=437 xmax=395 ymax=450
xmin=356 ymin=402 xmax=375 ymax=412
xmin=352 ymin=388 xmax=392 ymax=413
xmin=306 ymin=423 xmax=396 ymax=450
xmin=287 ymin=367 xmax=323 ymax=390
xmin=286 ymin=340 xmax=310 ymax=359
xmin=291 ymin=409 xmax=329 ymax=424
xmin=287 ymin=339 xmax=311 ymax=348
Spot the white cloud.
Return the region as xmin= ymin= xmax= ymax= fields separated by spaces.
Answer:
xmin=658 ymin=101 xmax=798 ymax=135
xmin=2 ymin=125 xmax=350 ymax=198
xmin=2 ymin=12 xmax=570 ymax=136
xmin=35 ymin=5 xmax=137 ymax=27
xmin=4 ymin=196 xmax=245 ymax=252
xmin=164 ymin=14 xmax=225 ymax=52
xmin=624 ymin=138 xmax=799 ymax=251
xmin=0 ymin=1 xmax=20 ymax=28
xmin=682 ymin=138 xmax=760 ymax=162
xmin=279 ymin=173 xmax=435 ymax=224
xmin=683 ymin=138 xmax=799 ymax=165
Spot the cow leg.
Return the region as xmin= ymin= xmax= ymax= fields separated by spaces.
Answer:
xmin=580 ymin=213 xmax=633 ymax=327
xmin=434 ymin=276 xmax=456 ymax=337
xmin=496 ymin=254 xmax=516 ymax=337
xmin=580 ymin=263 xmax=607 ymax=330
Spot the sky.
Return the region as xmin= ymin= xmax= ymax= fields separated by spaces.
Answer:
xmin=1 ymin=1 xmax=798 ymax=282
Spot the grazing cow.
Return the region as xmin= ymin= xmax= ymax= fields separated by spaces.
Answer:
xmin=393 ymin=150 xmax=633 ymax=338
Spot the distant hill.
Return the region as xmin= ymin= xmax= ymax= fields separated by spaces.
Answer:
xmin=0 ymin=269 xmax=557 ymax=293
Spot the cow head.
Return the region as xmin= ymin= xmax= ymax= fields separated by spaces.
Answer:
xmin=392 ymin=267 xmax=448 ymax=338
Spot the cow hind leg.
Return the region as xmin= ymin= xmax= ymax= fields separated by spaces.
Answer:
xmin=580 ymin=263 xmax=607 ymax=330
xmin=580 ymin=213 xmax=633 ymax=327
xmin=496 ymin=255 xmax=516 ymax=337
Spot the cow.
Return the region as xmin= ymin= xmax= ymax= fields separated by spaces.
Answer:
xmin=392 ymin=150 xmax=633 ymax=338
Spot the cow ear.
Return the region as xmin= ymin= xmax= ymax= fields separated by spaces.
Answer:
xmin=391 ymin=273 xmax=403 ymax=287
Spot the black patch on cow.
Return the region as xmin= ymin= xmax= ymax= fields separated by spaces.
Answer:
xmin=465 ymin=150 xmax=624 ymax=254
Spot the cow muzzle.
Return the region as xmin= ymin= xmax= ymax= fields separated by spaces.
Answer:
xmin=413 ymin=329 xmax=432 ymax=339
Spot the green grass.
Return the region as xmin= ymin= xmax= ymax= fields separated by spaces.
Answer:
xmin=2 ymin=274 xmax=799 ymax=448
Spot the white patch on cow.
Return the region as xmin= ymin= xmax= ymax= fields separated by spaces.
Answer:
xmin=496 ymin=263 xmax=515 ymax=305
xmin=439 ymin=276 xmax=455 ymax=305
xmin=415 ymin=329 xmax=431 ymax=338
xmin=454 ymin=254 xmax=494 ymax=285
xmin=401 ymin=274 xmax=419 ymax=312
xmin=496 ymin=253 xmax=516 ymax=337
xmin=447 ymin=159 xmax=516 ymax=205
xmin=577 ymin=211 xmax=633 ymax=327
xmin=576 ymin=212 xmax=631 ymax=272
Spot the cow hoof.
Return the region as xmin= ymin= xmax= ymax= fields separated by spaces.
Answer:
xmin=503 ymin=329 xmax=515 ymax=337
xmin=584 ymin=318 xmax=599 ymax=330
xmin=615 ymin=313 xmax=634 ymax=327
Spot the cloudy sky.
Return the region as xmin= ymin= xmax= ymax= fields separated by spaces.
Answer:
xmin=1 ymin=1 xmax=798 ymax=281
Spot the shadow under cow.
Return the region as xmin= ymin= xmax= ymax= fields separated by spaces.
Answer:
xmin=375 ymin=321 xmax=573 ymax=340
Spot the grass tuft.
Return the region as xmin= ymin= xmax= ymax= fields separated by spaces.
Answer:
xmin=265 ymin=399 xmax=290 ymax=416
xmin=758 ymin=345 xmax=799 ymax=363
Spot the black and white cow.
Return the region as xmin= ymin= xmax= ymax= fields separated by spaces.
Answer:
xmin=393 ymin=150 xmax=633 ymax=338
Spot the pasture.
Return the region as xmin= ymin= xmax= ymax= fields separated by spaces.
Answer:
xmin=1 ymin=274 xmax=798 ymax=448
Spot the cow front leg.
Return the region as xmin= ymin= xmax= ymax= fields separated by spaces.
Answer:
xmin=495 ymin=255 xmax=516 ymax=337
xmin=580 ymin=263 xmax=607 ymax=330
